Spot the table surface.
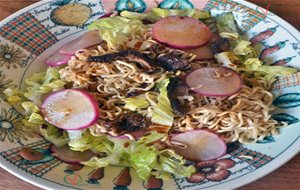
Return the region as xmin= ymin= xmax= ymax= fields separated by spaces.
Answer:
xmin=0 ymin=0 xmax=300 ymax=190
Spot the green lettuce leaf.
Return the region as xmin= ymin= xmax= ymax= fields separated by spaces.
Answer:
xmin=87 ymin=16 xmax=145 ymax=50
xmin=122 ymin=95 xmax=150 ymax=111
xmin=120 ymin=11 xmax=160 ymax=22
xmin=216 ymin=13 xmax=239 ymax=40
xmin=151 ymin=79 xmax=174 ymax=127
xmin=40 ymin=124 xmax=69 ymax=147
xmin=151 ymin=8 xmax=210 ymax=19
xmin=80 ymin=132 xmax=195 ymax=180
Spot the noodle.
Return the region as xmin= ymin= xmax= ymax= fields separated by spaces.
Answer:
xmin=59 ymin=26 xmax=284 ymax=144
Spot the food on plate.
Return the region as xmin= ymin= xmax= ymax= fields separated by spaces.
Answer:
xmin=4 ymin=9 xmax=297 ymax=180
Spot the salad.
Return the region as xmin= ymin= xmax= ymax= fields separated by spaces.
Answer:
xmin=4 ymin=8 xmax=297 ymax=181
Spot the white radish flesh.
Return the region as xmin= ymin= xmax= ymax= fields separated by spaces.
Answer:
xmin=152 ymin=16 xmax=211 ymax=50
xmin=186 ymin=67 xmax=243 ymax=97
xmin=41 ymin=89 xmax=99 ymax=130
xmin=170 ymin=130 xmax=227 ymax=161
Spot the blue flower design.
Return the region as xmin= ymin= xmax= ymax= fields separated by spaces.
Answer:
xmin=0 ymin=108 xmax=27 ymax=143
xmin=159 ymin=0 xmax=194 ymax=9
xmin=115 ymin=0 xmax=147 ymax=13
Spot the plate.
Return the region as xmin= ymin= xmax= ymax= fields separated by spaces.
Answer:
xmin=1 ymin=0 xmax=300 ymax=189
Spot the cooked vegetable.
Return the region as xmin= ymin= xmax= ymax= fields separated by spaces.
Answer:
xmin=216 ymin=13 xmax=239 ymax=40
xmin=153 ymin=16 xmax=211 ymax=49
xmin=186 ymin=67 xmax=243 ymax=97
xmin=41 ymin=89 xmax=99 ymax=130
xmin=106 ymin=113 xmax=149 ymax=135
xmin=169 ymin=129 xmax=227 ymax=161
xmin=87 ymin=50 xmax=155 ymax=72
xmin=122 ymin=95 xmax=150 ymax=111
xmin=156 ymin=53 xmax=190 ymax=71
xmin=59 ymin=31 xmax=103 ymax=55
xmin=167 ymin=77 xmax=189 ymax=115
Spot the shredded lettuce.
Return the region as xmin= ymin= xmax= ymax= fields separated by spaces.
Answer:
xmin=87 ymin=16 xmax=145 ymax=50
xmin=40 ymin=124 xmax=69 ymax=147
xmin=122 ymin=95 xmax=150 ymax=111
xmin=79 ymin=132 xmax=195 ymax=180
xmin=120 ymin=11 xmax=160 ymax=22
xmin=4 ymin=67 xmax=65 ymax=129
xmin=215 ymin=13 xmax=297 ymax=85
xmin=151 ymin=8 xmax=210 ymax=19
xmin=151 ymin=79 xmax=174 ymax=127
xmin=216 ymin=13 xmax=239 ymax=40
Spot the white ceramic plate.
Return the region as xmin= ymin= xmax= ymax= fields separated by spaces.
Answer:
xmin=1 ymin=0 xmax=300 ymax=189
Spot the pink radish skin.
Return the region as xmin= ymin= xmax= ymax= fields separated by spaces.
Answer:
xmin=50 ymin=145 xmax=95 ymax=164
xmin=185 ymin=33 xmax=220 ymax=61
xmin=41 ymin=89 xmax=100 ymax=130
xmin=98 ymin=12 xmax=114 ymax=19
xmin=59 ymin=31 xmax=102 ymax=55
xmin=169 ymin=129 xmax=227 ymax=161
xmin=45 ymin=51 xmax=72 ymax=67
xmin=153 ymin=16 xmax=211 ymax=50
xmin=186 ymin=67 xmax=243 ymax=97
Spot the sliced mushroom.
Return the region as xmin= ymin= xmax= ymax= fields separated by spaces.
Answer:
xmin=167 ymin=77 xmax=189 ymax=115
xmin=87 ymin=50 xmax=155 ymax=72
xmin=211 ymin=38 xmax=230 ymax=54
xmin=105 ymin=113 xmax=149 ymax=135
xmin=156 ymin=53 xmax=190 ymax=71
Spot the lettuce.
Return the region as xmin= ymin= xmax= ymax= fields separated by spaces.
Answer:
xmin=152 ymin=8 xmax=210 ymax=19
xmin=4 ymin=67 xmax=65 ymax=129
xmin=151 ymin=79 xmax=174 ymax=127
xmin=80 ymin=132 xmax=195 ymax=180
xmin=87 ymin=16 xmax=145 ymax=50
xmin=122 ymin=95 xmax=150 ymax=111
xmin=216 ymin=13 xmax=239 ymax=40
xmin=120 ymin=11 xmax=160 ymax=22
xmin=40 ymin=124 xmax=69 ymax=147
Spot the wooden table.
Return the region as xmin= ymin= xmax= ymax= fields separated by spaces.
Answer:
xmin=0 ymin=0 xmax=300 ymax=189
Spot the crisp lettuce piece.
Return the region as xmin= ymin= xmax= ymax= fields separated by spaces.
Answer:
xmin=87 ymin=16 xmax=145 ymax=50
xmin=214 ymin=52 xmax=240 ymax=70
xmin=122 ymin=95 xmax=150 ymax=111
xmin=40 ymin=124 xmax=69 ymax=147
xmin=216 ymin=13 xmax=239 ymax=40
xmin=151 ymin=79 xmax=174 ymax=127
xmin=21 ymin=101 xmax=39 ymax=115
xmin=27 ymin=113 xmax=44 ymax=125
xmin=243 ymin=58 xmax=262 ymax=71
xmin=151 ymin=8 xmax=210 ymax=19
xmin=81 ymin=132 xmax=195 ymax=180
xmin=256 ymin=65 xmax=297 ymax=76
xmin=120 ymin=11 xmax=160 ymax=22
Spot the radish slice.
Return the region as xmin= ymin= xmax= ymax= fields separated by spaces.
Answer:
xmin=186 ymin=67 xmax=243 ymax=97
xmin=185 ymin=33 xmax=220 ymax=60
xmin=59 ymin=31 xmax=102 ymax=55
xmin=41 ymin=89 xmax=99 ymax=130
xmin=169 ymin=130 xmax=227 ymax=161
xmin=152 ymin=16 xmax=211 ymax=50
xmin=45 ymin=51 xmax=72 ymax=67
xmin=50 ymin=145 xmax=95 ymax=164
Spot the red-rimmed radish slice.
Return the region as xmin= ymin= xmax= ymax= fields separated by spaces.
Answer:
xmin=186 ymin=67 xmax=243 ymax=97
xmin=50 ymin=145 xmax=95 ymax=164
xmin=41 ymin=89 xmax=99 ymax=130
xmin=185 ymin=33 xmax=220 ymax=60
xmin=45 ymin=51 xmax=72 ymax=67
xmin=152 ymin=16 xmax=211 ymax=50
xmin=169 ymin=129 xmax=227 ymax=161
xmin=59 ymin=31 xmax=103 ymax=55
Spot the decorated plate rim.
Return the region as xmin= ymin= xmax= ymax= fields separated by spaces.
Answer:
xmin=0 ymin=0 xmax=300 ymax=190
